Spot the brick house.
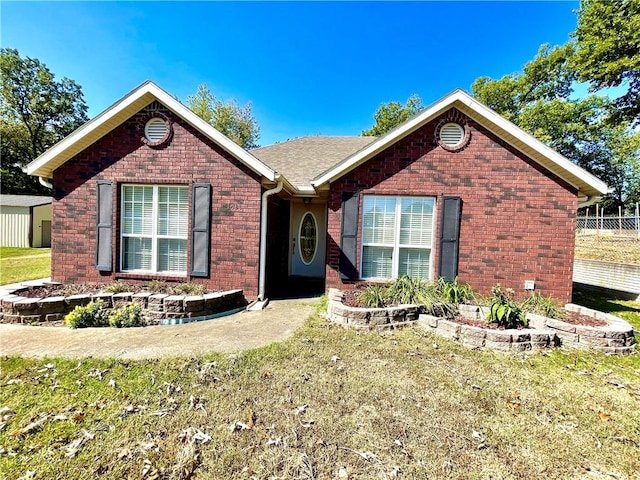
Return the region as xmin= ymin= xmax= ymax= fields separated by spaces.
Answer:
xmin=27 ymin=81 xmax=607 ymax=304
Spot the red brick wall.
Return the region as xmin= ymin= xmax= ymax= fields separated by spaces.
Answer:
xmin=51 ymin=102 xmax=263 ymax=298
xmin=325 ymin=109 xmax=578 ymax=303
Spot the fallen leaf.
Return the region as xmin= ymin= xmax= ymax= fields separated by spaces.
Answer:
xmin=246 ymin=408 xmax=256 ymax=428
xmin=64 ymin=430 xmax=94 ymax=457
xmin=108 ymin=378 xmax=117 ymax=388
xmin=472 ymin=430 xmax=485 ymax=442
xmin=117 ymin=447 xmax=132 ymax=460
xmin=229 ymin=421 xmax=250 ymax=432
xmin=266 ymin=436 xmax=283 ymax=447
xmin=11 ymin=414 xmax=49 ymax=437
xmin=598 ymin=411 xmax=611 ymax=422
xmin=294 ymin=404 xmax=308 ymax=416
xmin=331 ymin=355 xmax=340 ymax=363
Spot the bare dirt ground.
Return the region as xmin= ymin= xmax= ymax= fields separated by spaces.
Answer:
xmin=0 ymin=298 xmax=319 ymax=360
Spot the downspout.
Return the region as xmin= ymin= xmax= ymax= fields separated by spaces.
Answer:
xmin=39 ymin=177 xmax=53 ymax=189
xmin=257 ymin=176 xmax=283 ymax=301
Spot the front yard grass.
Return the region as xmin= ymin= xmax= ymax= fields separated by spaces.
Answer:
xmin=573 ymin=284 xmax=640 ymax=332
xmin=0 ymin=247 xmax=51 ymax=285
xmin=1 ymin=313 xmax=638 ymax=479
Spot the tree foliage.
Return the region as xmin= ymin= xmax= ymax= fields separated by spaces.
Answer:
xmin=0 ymin=48 xmax=88 ymax=194
xmin=472 ymin=43 xmax=640 ymax=211
xmin=572 ymin=0 xmax=640 ymax=124
xmin=187 ymin=84 xmax=260 ymax=149
xmin=362 ymin=94 xmax=423 ymax=136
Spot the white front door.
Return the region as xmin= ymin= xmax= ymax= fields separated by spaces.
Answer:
xmin=290 ymin=201 xmax=326 ymax=277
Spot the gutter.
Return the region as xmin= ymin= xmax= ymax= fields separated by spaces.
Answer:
xmin=252 ymin=176 xmax=283 ymax=308
xmin=38 ymin=177 xmax=53 ymax=189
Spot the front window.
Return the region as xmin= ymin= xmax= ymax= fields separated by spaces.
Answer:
xmin=121 ymin=184 xmax=188 ymax=274
xmin=361 ymin=196 xmax=435 ymax=280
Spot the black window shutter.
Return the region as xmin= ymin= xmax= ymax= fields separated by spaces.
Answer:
xmin=191 ymin=183 xmax=211 ymax=277
xmin=438 ymin=196 xmax=462 ymax=280
xmin=95 ymin=180 xmax=113 ymax=271
xmin=339 ymin=191 xmax=359 ymax=280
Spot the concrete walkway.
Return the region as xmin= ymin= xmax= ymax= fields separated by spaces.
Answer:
xmin=0 ymin=279 xmax=320 ymax=359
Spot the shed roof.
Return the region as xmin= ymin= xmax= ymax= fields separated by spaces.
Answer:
xmin=0 ymin=195 xmax=52 ymax=208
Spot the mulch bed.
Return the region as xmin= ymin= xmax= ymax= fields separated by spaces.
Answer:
xmin=15 ymin=284 xmax=150 ymax=299
xmin=340 ymin=290 xmax=608 ymax=327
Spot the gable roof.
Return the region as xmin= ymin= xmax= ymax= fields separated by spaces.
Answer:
xmin=311 ymin=89 xmax=609 ymax=199
xmin=0 ymin=195 xmax=52 ymax=208
xmin=26 ymin=81 xmax=276 ymax=182
xmin=252 ymin=136 xmax=376 ymax=191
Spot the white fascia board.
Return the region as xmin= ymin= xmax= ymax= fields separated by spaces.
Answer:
xmin=26 ymin=82 xmax=155 ymax=177
xmin=311 ymin=89 xmax=608 ymax=197
xmin=310 ymin=91 xmax=460 ymax=187
xmin=27 ymin=81 xmax=276 ymax=182
xmin=458 ymin=94 xmax=609 ymax=196
xmin=145 ymin=83 xmax=276 ymax=181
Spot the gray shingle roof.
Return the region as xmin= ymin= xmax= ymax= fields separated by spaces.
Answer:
xmin=0 ymin=195 xmax=52 ymax=208
xmin=252 ymin=136 xmax=377 ymax=189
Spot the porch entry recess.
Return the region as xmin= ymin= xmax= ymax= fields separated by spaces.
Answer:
xmin=290 ymin=201 xmax=327 ymax=277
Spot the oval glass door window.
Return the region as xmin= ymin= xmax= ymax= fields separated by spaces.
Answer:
xmin=299 ymin=212 xmax=318 ymax=265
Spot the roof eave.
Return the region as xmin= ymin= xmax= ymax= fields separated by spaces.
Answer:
xmin=311 ymin=89 xmax=608 ymax=199
xmin=26 ymin=81 xmax=276 ymax=182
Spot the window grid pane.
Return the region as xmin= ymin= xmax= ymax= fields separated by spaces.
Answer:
xmin=362 ymin=246 xmax=393 ymax=279
xmin=361 ymin=196 xmax=435 ymax=281
xmin=121 ymin=185 xmax=188 ymax=274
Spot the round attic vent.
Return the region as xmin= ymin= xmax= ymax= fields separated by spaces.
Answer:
xmin=439 ymin=122 xmax=465 ymax=147
xmin=144 ymin=117 xmax=169 ymax=143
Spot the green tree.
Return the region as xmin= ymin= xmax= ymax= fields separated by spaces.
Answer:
xmin=362 ymin=94 xmax=423 ymax=136
xmin=187 ymin=84 xmax=260 ymax=149
xmin=572 ymin=0 xmax=640 ymax=124
xmin=0 ymin=48 xmax=88 ymax=194
xmin=472 ymin=44 xmax=639 ymax=211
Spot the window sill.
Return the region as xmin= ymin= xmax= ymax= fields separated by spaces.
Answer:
xmin=116 ymin=272 xmax=187 ymax=282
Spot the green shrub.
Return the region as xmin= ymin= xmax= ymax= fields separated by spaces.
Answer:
xmin=147 ymin=280 xmax=168 ymax=294
xmin=65 ymin=299 xmax=108 ymax=329
xmin=103 ymin=280 xmax=132 ymax=294
xmin=434 ymin=277 xmax=475 ymax=304
xmin=359 ymin=284 xmax=389 ymax=308
xmin=171 ymin=281 xmax=206 ymax=296
xmin=386 ymin=275 xmax=431 ymax=305
xmin=520 ymin=292 xmax=566 ymax=319
xmin=486 ymin=284 xmax=527 ymax=329
xmin=108 ymin=302 xmax=144 ymax=328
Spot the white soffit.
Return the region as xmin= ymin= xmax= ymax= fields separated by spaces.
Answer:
xmin=26 ymin=81 xmax=276 ymax=182
xmin=311 ymin=90 xmax=608 ymax=198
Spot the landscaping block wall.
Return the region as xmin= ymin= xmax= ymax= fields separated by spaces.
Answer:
xmin=325 ymin=108 xmax=578 ymax=304
xmin=0 ymin=289 xmax=247 ymax=326
xmin=51 ymin=101 xmax=263 ymax=298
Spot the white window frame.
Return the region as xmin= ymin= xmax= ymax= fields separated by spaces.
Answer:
xmin=120 ymin=184 xmax=188 ymax=275
xmin=359 ymin=195 xmax=436 ymax=281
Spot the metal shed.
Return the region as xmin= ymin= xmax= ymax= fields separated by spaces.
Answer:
xmin=0 ymin=195 xmax=52 ymax=248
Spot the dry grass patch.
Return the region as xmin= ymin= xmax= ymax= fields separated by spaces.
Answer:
xmin=1 ymin=314 xmax=639 ymax=479
xmin=575 ymin=236 xmax=640 ymax=265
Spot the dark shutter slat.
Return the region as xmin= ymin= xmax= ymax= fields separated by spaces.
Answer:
xmin=438 ymin=196 xmax=462 ymax=280
xmin=95 ymin=180 xmax=113 ymax=271
xmin=339 ymin=192 xmax=359 ymax=279
xmin=191 ymin=183 xmax=211 ymax=277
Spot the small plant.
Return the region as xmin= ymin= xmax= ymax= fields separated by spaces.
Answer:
xmin=147 ymin=280 xmax=169 ymax=294
xmin=171 ymin=281 xmax=206 ymax=296
xmin=435 ymin=277 xmax=475 ymax=304
xmin=386 ymin=275 xmax=431 ymax=305
xmin=359 ymin=284 xmax=389 ymax=308
xmin=521 ymin=292 xmax=566 ymax=320
xmin=108 ymin=302 xmax=144 ymax=328
xmin=65 ymin=299 xmax=108 ymax=329
xmin=103 ymin=280 xmax=132 ymax=294
xmin=486 ymin=284 xmax=527 ymax=328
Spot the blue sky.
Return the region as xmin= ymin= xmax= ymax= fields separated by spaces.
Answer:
xmin=1 ymin=1 xmax=581 ymax=146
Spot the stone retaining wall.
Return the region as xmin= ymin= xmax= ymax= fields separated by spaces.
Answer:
xmin=326 ymin=289 xmax=636 ymax=354
xmin=0 ymin=289 xmax=247 ymax=326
